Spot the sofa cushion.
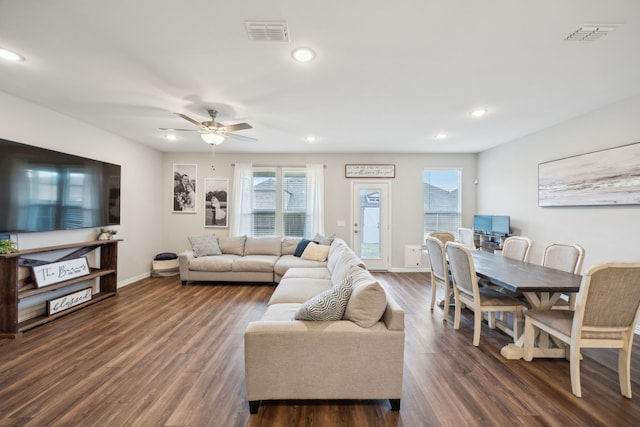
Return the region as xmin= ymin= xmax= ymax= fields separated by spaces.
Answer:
xmin=244 ymin=236 xmax=282 ymax=256
xmin=188 ymin=235 xmax=222 ymax=257
xmin=281 ymin=237 xmax=302 ymax=256
xmin=344 ymin=266 xmax=388 ymax=327
xmin=260 ymin=303 xmax=302 ymax=321
xmin=231 ymin=255 xmax=278 ymax=273
xmin=281 ymin=267 xmax=331 ymax=280
xmin=330 ymin=248 xmax=366 ymax=287
xmin=219 ymin=235 xmax=246 ymax=256
xmin=274 ymin=255 xmax=328 ymax=278
xmin=188 ymin=255 xmax=235 ymax=272
xmin=269 ymin=277 xmax=333 ymax=305
xmin=301 ymin=242 xmax=330 ymax=262
xmin=294 ymin=276 xmax=353 ymax=321
xmin=294 ymin=239 xmax=313 ymax=257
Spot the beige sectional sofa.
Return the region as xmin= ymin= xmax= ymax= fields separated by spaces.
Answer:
xmin=244 ymin=238 xmax=405 ymax=413
xmin=178 ymin=235 xmax=328 ymax=285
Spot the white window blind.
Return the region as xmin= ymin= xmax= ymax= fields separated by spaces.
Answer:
xmin=423 ymin=169 xmax=461 ymax=241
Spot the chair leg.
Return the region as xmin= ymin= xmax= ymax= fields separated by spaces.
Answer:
xmin=569 ymin=344 xmax=582 ymax=397
xmin=619 ymin=338 xmax=633 ymax=398
xmin=430 ymin=278 xmax=436 ymax=311
xmin=442 ymin=285 xmax=450 ymax=320
xmin=512 ymin=307 xmax=522 ymax=342
xmin=473 ymin=309 xmax=482 ymax=346
xmin=453 ymin=298 xmax=462 ymax=331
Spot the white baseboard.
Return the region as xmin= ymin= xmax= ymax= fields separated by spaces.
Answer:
xmin=389 ymin=267 xmax=430 ymax=273
xmin=117 ymin=271 xmax=150 ymax=288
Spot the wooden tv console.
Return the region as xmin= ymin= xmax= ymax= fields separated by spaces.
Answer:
xmin=0 ymin=239 xmax=120 ymax=338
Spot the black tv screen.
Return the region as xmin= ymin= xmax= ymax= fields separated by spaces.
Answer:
xmin=0 ymin=138 xmax=121 ymax=233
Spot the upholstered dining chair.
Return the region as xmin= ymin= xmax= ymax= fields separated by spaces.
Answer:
xmin=457 ymin=227 xmax=476 ymax=250
xmin=445 ymin=242 xmax=526 ymax=346
xmin=425 ymin=235 xmax=452 ymax=320
xmin=501 ymin=236 xmax=532 ymax=262
xmin=541 ymin=243 xmax=585 ymax=309
xmin=524 ymin=262 xmax=640 ymax=398
xmin=427 ymin=231 xmax=455 ymax=245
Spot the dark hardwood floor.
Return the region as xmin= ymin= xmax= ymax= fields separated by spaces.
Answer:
xmin=1 ymin=272 xmax=639 ymax=426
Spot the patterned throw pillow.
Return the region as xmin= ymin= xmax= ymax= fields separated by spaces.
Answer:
xmin=188 ymin=235 xmax=222 ymax=257
xmin=294 ymin=276 xmax=353 ymax=321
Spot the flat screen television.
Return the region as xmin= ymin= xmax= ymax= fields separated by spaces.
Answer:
xmin=473 ymin=214 xmax=510 ymax=236
xmin=0 ymin=138 xmax=121 ymax=233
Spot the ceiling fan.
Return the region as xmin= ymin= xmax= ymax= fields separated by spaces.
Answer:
xmin=160 ymin=109 xmax=256 ymax=145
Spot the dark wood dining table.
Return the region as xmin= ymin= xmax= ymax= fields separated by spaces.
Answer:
xmin=470 ymin=250 xmax=583 ymax=359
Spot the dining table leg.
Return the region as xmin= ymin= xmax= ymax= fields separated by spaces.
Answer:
xmin=500 ymin=291 xmax=568 ymax=360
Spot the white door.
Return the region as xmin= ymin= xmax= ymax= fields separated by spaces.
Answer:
xmin=351 ymin=181 xmax=390 ymax=271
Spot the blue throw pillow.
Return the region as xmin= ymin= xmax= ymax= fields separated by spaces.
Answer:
xmin=294 ymin=239 xmax=312 ymax=257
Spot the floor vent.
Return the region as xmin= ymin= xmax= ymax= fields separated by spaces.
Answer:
xmin=565 ymin=24 xmax=618 ymax=42
xmin=245 ymin=21 xmax=289 ymax=42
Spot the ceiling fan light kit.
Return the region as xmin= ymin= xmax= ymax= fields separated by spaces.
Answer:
xmin=201 ymin=133 xmax=225 ymax=145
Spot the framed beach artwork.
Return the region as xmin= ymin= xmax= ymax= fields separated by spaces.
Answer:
xmin=204 ymin=178 xmax=228 ymax=227
xmin=538 ymin=142 xmax=640 ymax=207
xmin=172 ymin=164 xmax=197 ymax=213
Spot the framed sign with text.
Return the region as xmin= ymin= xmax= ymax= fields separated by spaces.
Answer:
xmin=32 ymin=257 xmax=90 ymax=288
xmin=345 ymin=164 xmax=395 ymax=178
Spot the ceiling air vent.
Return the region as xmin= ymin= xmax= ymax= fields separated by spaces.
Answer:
xmin=245 ymin=21 xmax=289 ymax=42
xmin=565 ymin=24 xmax=618 ymax=42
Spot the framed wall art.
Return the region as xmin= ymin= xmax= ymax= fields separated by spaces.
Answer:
xmin=172 ymin=164 xmax=197 ymax=213
xmin=345 ymin=164 xmax=395 ymax=178
xmin=538 ymin=142 xmax=640 ymax=207
xmin=204 ymin=178 xmax=228 ymax=227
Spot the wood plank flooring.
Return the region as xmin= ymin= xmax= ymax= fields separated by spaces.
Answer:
xmin=1 ymin=272 xmax=639 ymax=426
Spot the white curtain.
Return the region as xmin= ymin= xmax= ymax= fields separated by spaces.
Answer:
xmin=231 ymin=163 xmax=253 ymax=236
xmin=305 ymin=164 xmax=324 ymax=236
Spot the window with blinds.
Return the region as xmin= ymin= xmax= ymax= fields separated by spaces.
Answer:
xmin=423 ymin=169 xmax=461 ymax=241
xmin=251 ymin=168 xmax=307 ymax=237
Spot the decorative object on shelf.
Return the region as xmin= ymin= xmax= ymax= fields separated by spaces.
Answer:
xmin=98 ymin=228 xmax=117 ymax=240
xmin=204 ymin=178 xmax=229 ymax=228
xmin=539 ymin=141 xmax=640 ymax=207
xmin=0 ymin=239 xmax=18 ymax=254
xmin=173 ymin=163 xmax=197 ymax=213
xmin=47 ymin=287 xmax=92 ymax=315
xmin=345 ymin=164 xmax=395 ymax=178
xmin=32 ymin=257 xmax=90 ymax=288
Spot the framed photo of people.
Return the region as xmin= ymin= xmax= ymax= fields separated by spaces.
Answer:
xmin=204 ymin=178 xmax=228 ymax=227
xmin=172 ymin=164 xmax=197 ymax=213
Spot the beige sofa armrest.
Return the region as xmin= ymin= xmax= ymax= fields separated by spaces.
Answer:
xmin=382 ymin=293 xmax=405 ymax=331
xmin=178 ymin=251 xmax=195 ymax=283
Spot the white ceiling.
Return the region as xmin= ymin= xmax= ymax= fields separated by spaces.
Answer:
xmin=1 ymin=1 xmax=639 ymax=154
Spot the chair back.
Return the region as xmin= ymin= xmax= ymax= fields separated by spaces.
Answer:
xmin=542 ymin=243 xmax=585 ymax=274
xmin=425 ymin=236 xmax=447 ymax=284
xmin=457 ymin=227 xmax=476 ymax=250
xmin=501 ymin=236 xmax=531 ymax=262
xmin=427 ymin=231 xmax=455 ymax=245
xmin=445 ymin=242 xmax=479 ymax=300
xmin=574 ymin=262 xmax=640 ymax=336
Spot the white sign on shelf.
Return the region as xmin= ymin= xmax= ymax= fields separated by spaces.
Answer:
xmin=47 ymin=287 xmax=93 ymax=315
xmin=32 ymin=257 xmax=90 ymax=288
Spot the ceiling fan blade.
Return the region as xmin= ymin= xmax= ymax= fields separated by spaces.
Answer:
xmin=220 ymin=122 xmax=253 ymax=132
xmin=225 ymin=132 xmax=258 ymax=143
xmin=175 ymin=113 xmax=205 ymax=129
xmin=159 ymin=127 xmax=198 ymax=132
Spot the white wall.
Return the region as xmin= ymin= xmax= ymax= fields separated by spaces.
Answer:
xmin=0 ymin=91 xmax=164 ymax=286
xmin=162 ymin=152 xmax=477 ymax=270
xmin=477 ymin=94 xmax=640 ymax=269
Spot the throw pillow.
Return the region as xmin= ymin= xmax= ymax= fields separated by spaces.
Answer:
xmin=294 ymin=276 xmax=353 ymax=321
xmin=188 ymin=235 xmax=222 ymax=257
xmin=301 ymin=242 xmax=330 ymax=262
xmin=294 ymin=239 xmax=313 ymax=257
xmin=313 ymin=233 xmax=335 ymax=246
xmin=343 ymin=266 xmax=388 ymax=327
xmin=219 ymin=235 xmax=246 ymax=256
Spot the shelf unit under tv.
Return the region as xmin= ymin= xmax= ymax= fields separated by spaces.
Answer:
xmin=0 ymin=239 xmax=120 ymax=338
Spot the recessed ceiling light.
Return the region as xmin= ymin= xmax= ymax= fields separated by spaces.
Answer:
xmin=436 ymin=132 xmax=448 ymax=140
xmin=165 ymin=134 xmax=177 ymax=141
xmin=0 ymin=48 xmax=25 ymax=62
xmin=471 ymin=109 xmax=488 ymax=117
xmin=305 ymin=135 xmax=317 ymax=143
xmin=292 ymin=47 xmax=315 ymax=63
